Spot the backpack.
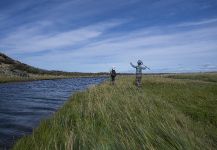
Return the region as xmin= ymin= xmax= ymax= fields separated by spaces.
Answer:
xmin=111 ymin=69 xmax=116 ymax=77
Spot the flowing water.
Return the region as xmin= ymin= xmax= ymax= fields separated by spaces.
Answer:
xmin=0 ymin=77 xmax=106 ymax=149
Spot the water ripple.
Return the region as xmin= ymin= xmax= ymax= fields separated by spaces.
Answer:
xmin=0 ymin=77 xmax=106 ymax=149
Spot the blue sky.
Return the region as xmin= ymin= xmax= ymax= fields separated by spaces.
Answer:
xmin=0 ymin=0 xmax=217 ymax=73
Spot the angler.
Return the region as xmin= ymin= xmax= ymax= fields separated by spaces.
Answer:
xmin=130 ymin=60 xmax=150 ymax=87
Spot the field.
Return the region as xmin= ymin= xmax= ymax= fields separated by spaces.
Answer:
xmin=13 ymin=73 xmax=217 ymax=150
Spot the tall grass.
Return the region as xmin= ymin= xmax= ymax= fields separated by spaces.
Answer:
xmin=13 ymin=74 xmax=217 ymax=150
xmin=166 ymin=72 xmax=217 ymax=82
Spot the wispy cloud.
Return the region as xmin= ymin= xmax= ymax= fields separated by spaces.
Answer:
xmin=200 ymin=64 xmax=217 ymax=70
xmin=0 ymin=20 xmax=125 ymax=53
xmin=1 ymin=0 xmax=217 ymax=72
xmin=175 ymin=18 xmax=217 ymax=27
xmin=20 ymin=21 xmax=217 ymax=72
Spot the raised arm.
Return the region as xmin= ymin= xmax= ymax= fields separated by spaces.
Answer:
xmin=141 ymin=65 xmax=150 ymax=70
xmin=130 ymin=62 xmax=136 ymax=68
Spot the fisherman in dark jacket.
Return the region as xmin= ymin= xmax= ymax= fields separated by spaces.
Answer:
xmin=130 ymin=60 xmax=150 ymax=87
xmin=110 ymin=66 xmax=117 ymax=85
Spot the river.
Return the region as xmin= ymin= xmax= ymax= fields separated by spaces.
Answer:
xmin=0 ymin=77 xmax=106 ymax=149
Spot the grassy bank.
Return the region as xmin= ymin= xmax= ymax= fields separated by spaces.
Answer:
xmin=0 ymin=75 xmax=72 ymax=83
xmin=13 ymin=74 xmax=217 ymax=150
xmin=0 ymin=74 xmax=107 ymax=84
xmin=166 ymin=72 xmax=217 ymax=82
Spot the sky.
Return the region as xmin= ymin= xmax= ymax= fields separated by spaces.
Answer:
xmin=0 ymin=0 xmax=217 ymax=73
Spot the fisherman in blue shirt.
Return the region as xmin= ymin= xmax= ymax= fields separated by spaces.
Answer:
xmin=130 ymin=60 xmax=150 ymax=87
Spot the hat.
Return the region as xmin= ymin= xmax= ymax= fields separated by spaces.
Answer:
xmin=137 ymin=60 xmax=143 ymax=65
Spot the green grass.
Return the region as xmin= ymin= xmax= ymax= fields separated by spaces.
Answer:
xmin=0 ymin=75 xmax=66 ymax=83
xmin=0 ymin=74 xmax=104 ymax=83
xmin=0 ymin=76 xmax=24 ymax=83
xmin=13 ymin=74 xmax=217 ymax=150
xmin=166 ymin=72 xmax=217 ymax=82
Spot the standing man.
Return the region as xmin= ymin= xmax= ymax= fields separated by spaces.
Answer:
xmin=130 ymin=60 xmax=150 ymax=87
xmin=110 ymin=66 xmax=117 ymax=85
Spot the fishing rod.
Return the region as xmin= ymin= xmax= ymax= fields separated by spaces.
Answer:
xmin=144 ymin=65 xmax=151 ymax=70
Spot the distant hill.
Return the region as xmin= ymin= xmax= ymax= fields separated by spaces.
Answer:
xmin=0 ymin=52 xmax=108 ymax=77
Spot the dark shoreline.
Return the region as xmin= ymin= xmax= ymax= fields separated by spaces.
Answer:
xmin=0 ymin=75 xmax=109 ymax=84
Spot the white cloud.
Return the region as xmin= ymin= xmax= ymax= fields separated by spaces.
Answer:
xmin=0 ymin=20 xmax=124 ymax=53
xmin=1 ymin=11 xmax=217 ymax=73
xmin=199 ymin=64 xmax=217 ymax=70
xmin=20 ymin=23 xmax=217 ymax=72
xmin=174 ymin=18 xmax=217 ymax=27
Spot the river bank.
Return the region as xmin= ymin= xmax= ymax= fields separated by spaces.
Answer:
xmin=0 ymin=52 xmax=108 ymax=84
xmin=13 ymin=73 xmax=217 ymax=149
xmin=0 ymin=74 xmax=108 ymax=84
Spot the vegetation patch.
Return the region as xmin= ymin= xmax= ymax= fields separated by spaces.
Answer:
xmin=13 ymin=74 xmax=217 ymax=150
